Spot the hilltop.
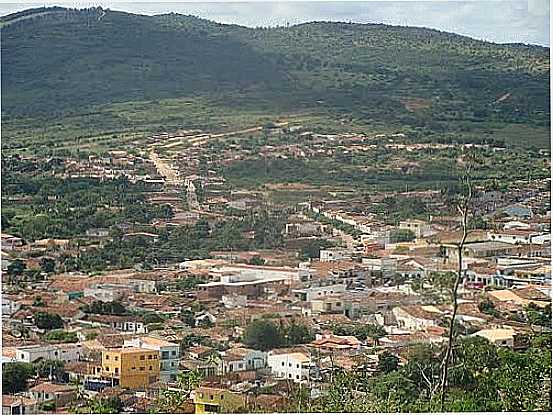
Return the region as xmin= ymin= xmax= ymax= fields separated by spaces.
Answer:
xmin=1 ymin=7 xmax=550 ymax=149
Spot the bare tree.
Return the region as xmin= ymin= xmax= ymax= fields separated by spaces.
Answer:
xmin=438 ymin=162 xmax=474 ymax=410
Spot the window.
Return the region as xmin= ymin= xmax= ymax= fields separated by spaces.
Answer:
xmin=114 ymin=368 xmax=119 ymax=374
xmin=140 ymin=367 xmax=145 ymax=371
xmin=132 ymin=367 xmax=136 ymax=370
xmin=171 ymin=351 xmax=176 ymax=356
xmin=148 ymin=355 xmax=153 ymax=360
xmin=105 ymin=355 xmax=109 ymax=360
xmin=296 ymin=375 xmax=300 ymax=379
xmin=105 ymin=366 xmax=109 ymax=371
xmin=220 ymin=395 xmax=224 ymax=400
xmin=114 ymin=356 xmax=118 ymax=361
xmin=149 ymin=366 xmax=153 ymax=371
xmin=288 ymin=363 xmax=292 ymax=367
xmin=296 ymin=364 xmax=300 ymax=368
xmin=171 ymin=362 xmax=175 ymax=367
xmin=209 ymin=395 xmax=214 ymax=400
xmin=140 ymin=355 xmax=145 ymax=360
xmin=281 ymin=362 xmax=284 ymax=366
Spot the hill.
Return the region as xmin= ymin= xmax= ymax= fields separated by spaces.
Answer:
xmin=1 ymin=7 xmax=550 ymax=149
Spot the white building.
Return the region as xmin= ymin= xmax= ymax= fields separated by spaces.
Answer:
xmin=267 ymin=351 xmax=311 ymax=383
xmin=124 ymin=336 xmax=180 ymax=382
xmin=15 ymin=344 xmax=83 ymax=364
xmin=220 ymin=348 xmax=266 ymax=375
xmin=83 ymin=284 xmax=131 ymax=302
xmin=292 ymin=283 xmax=346 ymax=302
xmin=472 ymin=328 xmax=516 ymax=347
xmin=320 ymin=248 xmax=350 ymax=262
xmin=487 ymin=230 xmax=550 ymax=245
xmin=399 ymin=220 xmax=433 ymax=238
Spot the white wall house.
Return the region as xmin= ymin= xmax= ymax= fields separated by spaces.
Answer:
xmin=267 ymin=351 xmax=311 ymax=383
xmin=220 ymin=348 xmax=267 ymax=375
xmin=392 ymin=306 xmax=441 ymax=331
xmin=487 ymin=230 xmax=550 ymax=245
xmin=292 ymin=284 xmax=346 ymax=302
xmin=399 ymin=220 xmax=432 ymax=238
xmin=15 ymin=344 xmax=83 ymax=364
xmin=320 ymin=249 xmax=349 ymax=262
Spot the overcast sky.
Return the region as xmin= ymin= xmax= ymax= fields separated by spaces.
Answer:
xmin=0 ymin=0 xmax=549 ymax=46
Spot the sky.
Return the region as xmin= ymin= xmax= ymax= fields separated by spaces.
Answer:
xmin=0 ymin=0 xmax=549 ymax=46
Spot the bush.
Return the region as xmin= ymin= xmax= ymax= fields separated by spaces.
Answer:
xmin=243 ymin=320 xmax=284 ymax=351
xmin=34 ymin=312 xmax=64 ymax=330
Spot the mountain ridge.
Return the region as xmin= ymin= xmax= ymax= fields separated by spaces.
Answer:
xmin=1 ymin=7 xmax=550 ymax=148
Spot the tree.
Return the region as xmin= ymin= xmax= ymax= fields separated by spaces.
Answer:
xmin=377 ymin=351 xmax=399 ymax=374
xmin=7 ymin=259 xmax=26 ymax=281
xmin=525 ymin=303 xmax=551 ymax=327
xmin=143 ymin=312 xmax=164 ymax=325
xmin=283 ymin=321 xmax=314 ymax=345
xmin=389 ymin=229 xmax=416 ymax=243
xmin=439 ymin=160 xmax=474 ymax=410
xmin=34 ymin=312 xmax=64 ymax=330
xmin=39 ymin=257 xmax=56 ymax=273
xmin=478 ymin=298 xmax=500 ymax=318
xmin=180 ymin=309 xmax=196 ymax=327
xmin=248 ymin=255 xmax=265 ymax=266
xmin=34 ymin=359 xmax=66 ymax=381
xmin=2 ymin=362 xmax=34 ymax=393
xmin=243 ymin=320 xmax=284 ymax=351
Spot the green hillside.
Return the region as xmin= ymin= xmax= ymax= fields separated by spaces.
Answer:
xmin=1 ymin=7 xmax=550 ymax=149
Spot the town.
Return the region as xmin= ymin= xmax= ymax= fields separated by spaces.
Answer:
xmin=1 ymin=119 xmax=551 ymax=413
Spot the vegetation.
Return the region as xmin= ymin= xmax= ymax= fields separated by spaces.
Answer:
xmin=2 ymin=362 xmax=34 ymax=393
xmin=1 ymin=7 xmax=549 ymax=153
xmin=34 ymin=311 xmax=64 ymax=330
xmin=44 ymin=330 xmax=79 ymax=343
xmin=294 ymin=336 xmax=551 ymax=412
xmin=80 ymin=300 xmax=127 ymax=315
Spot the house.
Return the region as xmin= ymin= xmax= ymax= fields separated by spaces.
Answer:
xmin=310 ymin=333 xmax=362 ymax=351
xmin=487 ymin=230 xmax=550 ymax=245
xmin=85 ymin=228 xmax=110 ymax=238
xmin=0 ymin=234 xmax=23 ymax=251
xmin=267 ymin=350 xmax=311 ymax=383
xmin=2 ymin=297 xmax=21 ymax=316
xmin=83 ymin=284 xmax=132 ymax=302
xmin=123 ymin=336 xmax=180 ymax=382
xmin=472 ymin=328 xmax=516 ymax=347
xmin=399 ymin=220 xmax=433 ymax=238
xmin=292 ymin=284 xmax=346 ymax=302
xmin=27 ymin=383 xmax=76 ymax=407
xmin=320 ymin=248 xmax=350 ymax=262
xmin=193 ymin=386 xmax=246 ymax=414
xmin=442 ymin=241 xmax=514 ymax=262
xmin=220 ymin=347 xmax=266 ymax=375
xmin=2 ymin=395 xmax=38 ymax=415
xmin=15 ymin=344 xmax=83 ymax=364
xmin=100 ymin=347 xmax=160 ymax=389
xmin=85 ymin=315 xmax=146 ymax=334
xmin=501 ymin=205 xmax=533 ymax=219
xmin=392 ymin=305 xmax=443 ymax=331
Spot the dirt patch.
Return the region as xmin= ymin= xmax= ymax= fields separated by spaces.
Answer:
xmin=400 ymin=98 xmax=432 ymax=112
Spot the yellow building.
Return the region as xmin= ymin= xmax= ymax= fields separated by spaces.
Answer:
xmin=101 ymin=347 xmax=160 ymax=389
xmin=193 ymin=387 xmax=245 ymax=414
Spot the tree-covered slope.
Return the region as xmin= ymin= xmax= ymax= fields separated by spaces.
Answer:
xmin=1 ymin=7 xmax=550 ymax=144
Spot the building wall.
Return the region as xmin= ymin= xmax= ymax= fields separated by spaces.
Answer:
xmin=267 ymin=353 xmax=309 ymax=383
xmin=193 ymin=388 xmax=245 ymax=414
xmin=101 ymin=349 xmax=160 ymax=389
